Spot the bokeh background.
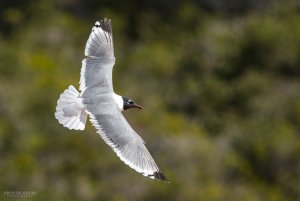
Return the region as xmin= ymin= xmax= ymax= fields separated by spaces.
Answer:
xmin=1 ymin=0 xmax=300 ymax=200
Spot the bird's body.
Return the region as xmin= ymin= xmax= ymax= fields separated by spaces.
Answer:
xmin=55 ymin=19 xmax=167 ymax=182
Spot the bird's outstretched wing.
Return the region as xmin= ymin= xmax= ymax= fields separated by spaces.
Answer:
xmin=85 ymin=18 xmax=114 ymax=58
xmin=80 ymin=19 xmax=167 ymax=181
xmin=85 ymin=100 xmax=167 ymax=181
xmin=80 ymin=19 xmax=115 ymax=92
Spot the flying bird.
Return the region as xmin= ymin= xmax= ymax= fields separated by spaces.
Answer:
xmin=55 ymin=19 xmax=167 ymax=182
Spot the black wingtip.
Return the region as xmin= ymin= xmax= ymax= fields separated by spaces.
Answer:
xmin=153 ymin=171 xmax=169 ymax=183
xmin=95 ymin=18 xmax=112 ymax=34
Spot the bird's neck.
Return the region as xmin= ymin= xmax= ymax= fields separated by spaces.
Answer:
xmin=113 ymin=93 xmax=124 ymax=111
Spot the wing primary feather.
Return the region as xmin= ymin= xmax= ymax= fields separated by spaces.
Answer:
xmin=84 ymin=18 xmax=114 ymax=58
xmin=86 ymin=110 xmax=168 ymax=182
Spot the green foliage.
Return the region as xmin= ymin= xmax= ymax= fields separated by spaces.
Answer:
xmin=0 ymin=0 xmax=300 ymax=200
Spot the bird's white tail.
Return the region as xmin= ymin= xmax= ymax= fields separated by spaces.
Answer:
xmin=55 ymin=85 xmax=87 ymax=130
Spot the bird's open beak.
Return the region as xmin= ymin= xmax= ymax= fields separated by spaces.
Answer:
xmin=133 ymin=104 xmax=143 ymax=110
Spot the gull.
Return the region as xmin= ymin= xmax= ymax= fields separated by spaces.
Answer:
xmin=55 ymin=18 xmax=167 ymax=182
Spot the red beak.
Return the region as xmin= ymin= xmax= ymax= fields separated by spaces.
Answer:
xmin=134 ymin=104 xmax=143 ymax=110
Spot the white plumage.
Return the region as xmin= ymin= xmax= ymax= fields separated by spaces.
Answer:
xmin=55 ymin=85 xmax=87 ymax=130
xmin=55 ymin=19 xmax=167 ymax=182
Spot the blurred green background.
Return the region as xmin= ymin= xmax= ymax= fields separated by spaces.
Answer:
xmin=1 ymin=0 xmax=300 ymax=200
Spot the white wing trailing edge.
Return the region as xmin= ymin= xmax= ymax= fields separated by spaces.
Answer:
xmin=87 ymin=107 xmax=168 ymax=181
xmin=80 ymin=19 xmax=115 ymax=92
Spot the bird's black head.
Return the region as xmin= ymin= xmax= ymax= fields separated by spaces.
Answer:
xmin=122 ymin=96 xmax=143 ymax=110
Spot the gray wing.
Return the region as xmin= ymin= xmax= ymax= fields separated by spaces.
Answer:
xmin=84 ymin=97 xmax=167 ymax=181
xmin=80 ymin=19 xmax=115 ymax=92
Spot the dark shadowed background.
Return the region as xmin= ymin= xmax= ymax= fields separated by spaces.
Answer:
xmin=1 ymin=0 xmax=300 ymax=200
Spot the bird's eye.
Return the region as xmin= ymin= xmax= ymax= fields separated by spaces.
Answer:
xmin=127 ymin=100 xmax=133 ymax=104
